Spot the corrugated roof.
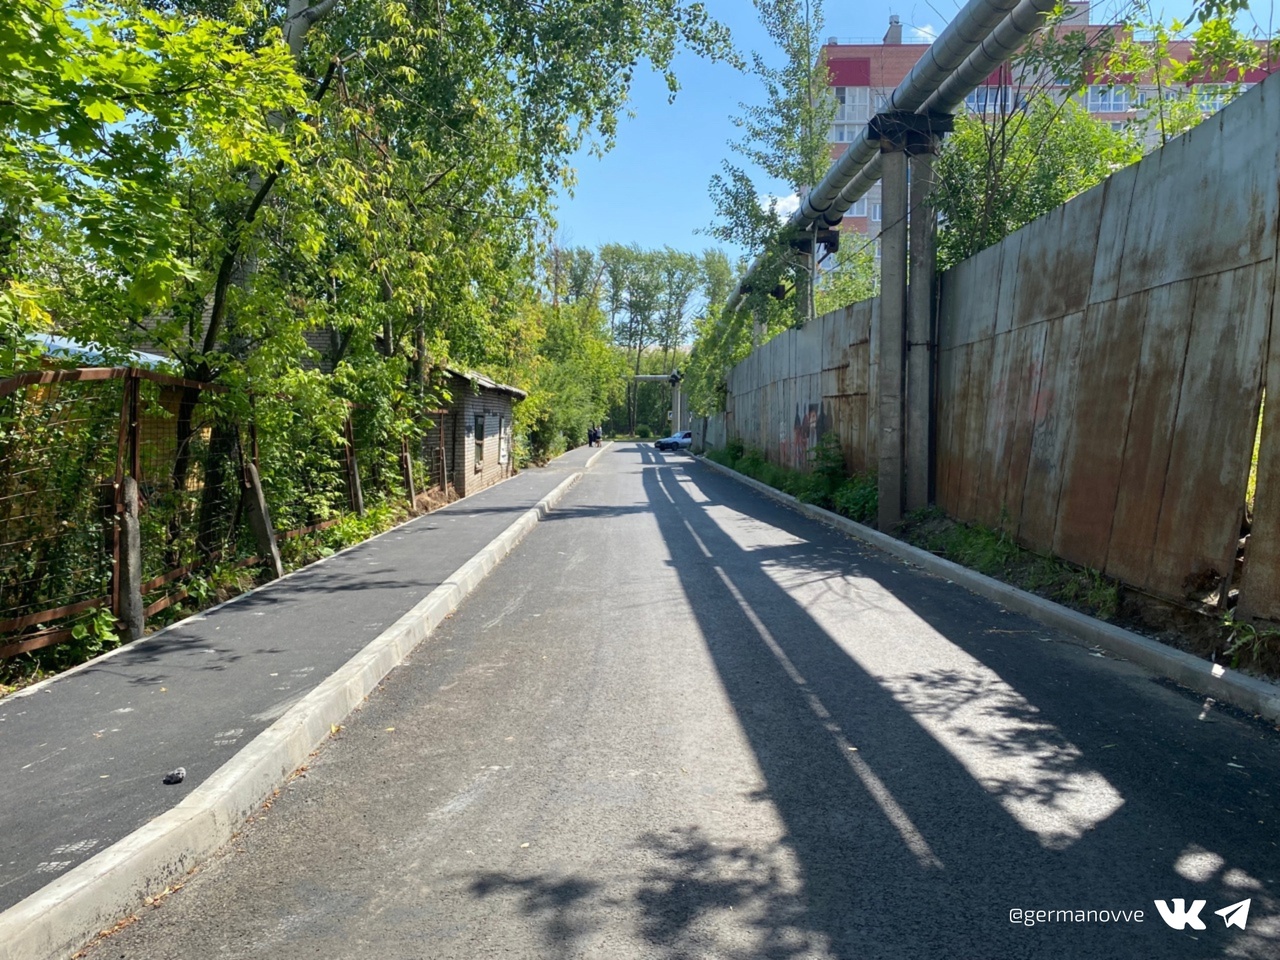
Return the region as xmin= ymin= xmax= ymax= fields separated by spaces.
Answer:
xmin=444 ymin=367 xmax=527 ymax=400
xmin=31 ymin=334 xmax=178 ymax=372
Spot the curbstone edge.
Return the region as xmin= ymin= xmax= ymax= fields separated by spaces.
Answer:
xmin=696 ymin=455 xmax=1280 ymax=725
xmin=0 ymin=469 xmax=587 ymax=960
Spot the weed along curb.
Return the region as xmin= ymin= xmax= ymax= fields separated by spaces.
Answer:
xmin=696 ymin=456 xmax=1280 ymax=726
xmin=0 ymin=466 xmax=593 ymax=960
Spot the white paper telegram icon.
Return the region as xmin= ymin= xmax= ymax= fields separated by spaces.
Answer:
xmin=1214 ymin=899 xmax=1251 ymax=930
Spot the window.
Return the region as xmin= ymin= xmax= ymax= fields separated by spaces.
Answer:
xmin=850 ymin=198 xmax=867 ymax=217
xmin=832 ymin=85 xmax=869 ymax=122
xmin=1087 ymin=85 xmax=1129 ymax=112
xmin=1110 ymin=121 xmax=1126 ymax=132
xmin=963 ymin=87 xmax=1026 ymax=114
xmin=871 ymin=203 xmax=882 ymax=222
xmin=1195 ymin=85 xmax=1228 ymax=112
xmin=474 ymin=413 xmax=484 ymax=471
xmin=964 ymin=88 xmax=992 ymax=113
xmin=829 ymin=85 xmax=869 ymax=144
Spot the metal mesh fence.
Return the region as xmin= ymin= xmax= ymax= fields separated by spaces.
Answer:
xmin=1 ymin=367 xmax=429 ymax=661
xmin=0 ymin=374 xmax=124 ymax=646
xmin=133 ymin=379 xmax=251 ymax=618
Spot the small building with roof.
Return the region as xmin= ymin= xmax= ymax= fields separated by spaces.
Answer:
xmin=423 ymin=368 xmax=526 ymax=498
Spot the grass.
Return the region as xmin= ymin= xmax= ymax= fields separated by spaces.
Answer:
xmin=897 ymin=507 xmax=1120 ymax=622
xmin=1247 ymin=392 xmax=1264 ymax=513
xmin=705 ymin=435 xmax=878 ymax=526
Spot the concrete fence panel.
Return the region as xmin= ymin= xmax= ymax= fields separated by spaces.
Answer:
xmin=715 ymin=74 xmax=1280 ymax=616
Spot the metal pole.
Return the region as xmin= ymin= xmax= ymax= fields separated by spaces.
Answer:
xmin=906 ymin=146 xmax=939 ymax=511
xmin=878 ymin=146 xmax=909 ymax=531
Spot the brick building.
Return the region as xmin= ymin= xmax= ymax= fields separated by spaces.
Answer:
xmin=422 ymin=368 xmax=525 ymax=498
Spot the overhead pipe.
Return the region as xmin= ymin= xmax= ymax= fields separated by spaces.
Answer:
xmin=825 ymin=0 xmax=1059 ymax=219
xmin=922 ymin=0 xmax=1062 ymax=114
xmin=730 ymin=0 xmax=1019 ymax=309
xmin=798 ymin=0 xmax=1023 ymax=230
xmin=729 ymin=0 xmax=1061 ymax=309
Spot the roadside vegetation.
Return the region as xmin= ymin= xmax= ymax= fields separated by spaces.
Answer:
xmin=705 ymin=434 xmax=878 ymax=526
xmin=0 ymin=0 xmax=739 ymax=689
xmin=703 ymin=438 xmax=1280 ymax=681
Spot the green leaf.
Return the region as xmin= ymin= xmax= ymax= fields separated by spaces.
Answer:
xmin=82 ymin=97 xmax=126 ymax=124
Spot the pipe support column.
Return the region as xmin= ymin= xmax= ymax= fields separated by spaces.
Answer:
xmin=878 ymin=146 xmax=908 ymax=531
xmin=906 ymin=146 xmax=939 ymax=512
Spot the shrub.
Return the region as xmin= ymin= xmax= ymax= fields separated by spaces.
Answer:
xmin=636 ymin=424 xmax=653 ymax=439
xmin=807 ymin=433 xmax=847 ymax=504
xmin=832 ymin=474 xmax=878 ymax=524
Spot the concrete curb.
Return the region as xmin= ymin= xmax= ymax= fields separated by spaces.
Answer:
xmin=1 ymin=453 xmax=549 ymax=706
xmin=584 ymin=440 xmax=612 ymax=470
xmin=0 ymin=470 xmax=588 ymax=960
xmin=696 ymin=456 xmax=1280 ymax=725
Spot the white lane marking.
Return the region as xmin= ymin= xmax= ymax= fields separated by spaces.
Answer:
xmin=712 ymin=565 xmax=944 ymax=870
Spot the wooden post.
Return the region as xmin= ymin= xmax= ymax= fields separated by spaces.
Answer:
xmin=401 ymin=436 xmax=417 ymax=509
xmin=242 ymin=463 xmax=283 ymax=579
xmin=118 ymin=477 xmax=146 ymax=641
xmin=343 ymin=416 xmax=365 ymax=517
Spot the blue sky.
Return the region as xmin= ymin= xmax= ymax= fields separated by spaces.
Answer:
xmin=549 ymin=0 xmax=1245 ymax=260
xmin=550 ymin=0 xmax=955 ymax=259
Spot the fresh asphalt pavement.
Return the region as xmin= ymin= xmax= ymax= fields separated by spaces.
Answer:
xmin=0 ymin=445 xmax=597 ymax=912
xmin=91 ymin=444 xmax=1280 ymax=958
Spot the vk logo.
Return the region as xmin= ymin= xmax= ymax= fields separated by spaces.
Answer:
xmin=1154 ymin=899 xmax=1207 ymax=930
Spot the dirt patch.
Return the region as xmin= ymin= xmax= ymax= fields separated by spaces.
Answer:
xmin=414 ymin=486 xmax=457 ymax=513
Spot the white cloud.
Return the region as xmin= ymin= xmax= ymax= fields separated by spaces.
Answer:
xmin=758 ymin=193 xmax=801 ymax=218
xmin=907 ymin=23 xmax=937 ymax=42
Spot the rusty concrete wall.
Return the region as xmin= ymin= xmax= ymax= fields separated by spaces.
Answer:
xmin=722 ymin=298 xmax=879 ymax=475
xmin=718 ymin=75 xmax=1280 ymax=616
xmin=695 ymin=413 xmax=727 ymax=452
xmin=936 ymin=74 xmax=1279 ymax=612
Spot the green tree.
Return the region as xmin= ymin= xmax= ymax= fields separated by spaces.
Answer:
xmin=0 ymin=0 xmax=306 ymax=373
xmin=933 ymin=98 xmax=1142 ymax=269
xmin=707 ymin=0 xmax=840 ymax=326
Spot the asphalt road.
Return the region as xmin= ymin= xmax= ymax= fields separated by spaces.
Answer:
xmin=0 ymin=447 xmax=594 ymax=911
xmin=102 ymin=443 xmax=1280 ymax=959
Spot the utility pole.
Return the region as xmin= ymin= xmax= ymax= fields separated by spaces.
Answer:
xmin=631 ymin=370 xmax=684 ymax=433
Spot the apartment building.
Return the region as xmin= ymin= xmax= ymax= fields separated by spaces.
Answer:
xmin=822 ymin=3 xmax=1271 ymax=243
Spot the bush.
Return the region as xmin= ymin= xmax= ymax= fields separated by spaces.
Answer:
xmin=831 ymin=474 xmax=877 ymax=524
xmin=636 ymin=424 xmax=653 ymax=439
